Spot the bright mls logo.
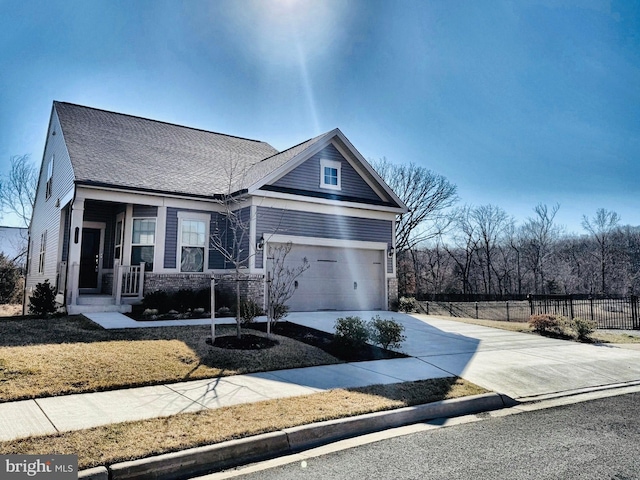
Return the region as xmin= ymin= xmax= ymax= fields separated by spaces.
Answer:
xmin=1 ymin=455 xmax=77 ymax=479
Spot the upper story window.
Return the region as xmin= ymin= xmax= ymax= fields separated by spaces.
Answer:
xmin=320 ymin=159 xmax=341 ymax=191
xmin=38 ymin=231 xmax=47 ymax=274
xmin=131 ymin=218 xmax=155 ymax=271
xmin=45 ymin=156 xmax=54 ymax=199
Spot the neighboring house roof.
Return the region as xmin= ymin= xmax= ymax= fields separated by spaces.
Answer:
xmin=53 ymin=102 xmax=406 ymax=210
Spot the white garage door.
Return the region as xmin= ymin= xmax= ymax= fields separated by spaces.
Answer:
xmin=270 ymin=244 xmax=386 ymax=312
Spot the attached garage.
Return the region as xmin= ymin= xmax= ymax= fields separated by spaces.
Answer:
xmin=268 ymin=243 xmax=386 ymax=312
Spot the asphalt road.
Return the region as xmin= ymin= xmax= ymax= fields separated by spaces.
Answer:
xmin=226 ymin=392 xmax=640 ymax=480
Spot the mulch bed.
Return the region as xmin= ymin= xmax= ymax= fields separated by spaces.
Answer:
xmin=207 ymin=334 xmax=279 ymax=350
xmin=247 ymin=321 xmax=408 ymax=362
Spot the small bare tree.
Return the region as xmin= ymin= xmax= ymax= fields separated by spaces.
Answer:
xmin=266 ymin=242 xmax=309 ymax=332
xmin=0 ymin=155 xmax=37 ymax=228
xmin=209 ymin=159 xmax=258 ymax=339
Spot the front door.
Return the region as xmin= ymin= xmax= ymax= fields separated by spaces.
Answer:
xmin=79 ymin=228 xmax=102 ymax=290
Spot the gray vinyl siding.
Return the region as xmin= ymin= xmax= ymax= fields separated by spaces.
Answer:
xmin=133 ymin=205 xmax=158 ymax=217
xmin=255 ymin=207 xmax=393 ymax=272
xmin=164 ymin=207 xmax=179 ymax=269
xmin=271 ymin=144 xmax=381 ymax=202
xmin=26 ymin=108 xmax=76 ymax=293
xmin=61 ymin=206 xmax=70 ymax=263
xmin=209 ymin=208 xmax=251 ymax=269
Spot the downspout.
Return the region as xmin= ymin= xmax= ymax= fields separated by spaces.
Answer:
xmin=22 ymin=231 xmax=31 ymax=316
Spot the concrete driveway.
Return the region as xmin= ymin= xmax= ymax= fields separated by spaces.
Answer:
xmin=286 ymin=311 xmax=640 ymax=401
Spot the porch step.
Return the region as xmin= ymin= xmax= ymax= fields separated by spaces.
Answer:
xmin=77 ymin=295 xmax=116 ymax=306
xmin=67 ymin=303 xmax=132 ymax=315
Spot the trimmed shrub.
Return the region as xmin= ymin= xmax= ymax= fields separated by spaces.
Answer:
xmin=369 ymin=315 xmax=406 ymax=350
xmin=334 ymin=316 xmax=369 ymax=350
xmin=174 ymin=289 xmax=196 ymax=312
xmin=398 ymin=296 xmax=420 ymax=313
xmin=240 ymin=298 xmax=263 ymax=324
xmin=572 ymin=317 xmax=597 ymax=341
xmin=529 ymin=314 xmax=558 ymax=334
xmin=142 ymin=291 xmax=171 ymax=313
xmin=28 ymin=280 xmax=57 ymax=317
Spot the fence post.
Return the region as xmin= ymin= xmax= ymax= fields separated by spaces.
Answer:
xmin=475 ymin=302 xmax=478 ymax=319
xmin=569 ymin=294 xmax=575 ymax=319
xmin=426 ymin=301 xmax=429 ymax=315
xmin=506 ymin=300 xmax=510 ymax=322
xmin=589 ymin=295 xmax=594 ymax=322
xmin=527 ymin=294 xmax=533 ymax=316
xmin=632 ymin=295 xmax=639 ymax=330
xmin=449 ymin=302 xmax=453 ymax=316
xmin=210 ymin=276 xmax=216 ymax=342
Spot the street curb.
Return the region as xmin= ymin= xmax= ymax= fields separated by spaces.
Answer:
xmin=91 ymin=393 xmax=508 ymax=480
xmin=78 ymin=466 xmax=108 ymax=480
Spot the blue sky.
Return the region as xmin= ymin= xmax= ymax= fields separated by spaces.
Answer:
xmin=1 ymin=0 xmax=638 ymax=233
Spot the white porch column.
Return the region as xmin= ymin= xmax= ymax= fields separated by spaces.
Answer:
xmin=67 ymin=197 xmax=85 ymax=306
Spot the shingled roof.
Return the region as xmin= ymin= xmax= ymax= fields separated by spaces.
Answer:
xmin=55 ymin=102 xmax=282 ymax=197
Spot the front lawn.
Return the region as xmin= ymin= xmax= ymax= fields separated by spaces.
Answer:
xmin=0 ymin=316 xmax=341 ymax=402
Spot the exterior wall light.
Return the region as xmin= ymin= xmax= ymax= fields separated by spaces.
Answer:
xmin=257 ymin=235 xmax=265 ymax=251
xmin=388 ymin=245 xmax=395 ymax=258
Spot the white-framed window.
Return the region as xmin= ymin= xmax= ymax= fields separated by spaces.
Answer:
xmin=178 ymin=213 xmax=209 ymax=272
xmin=320 ymin=158 xmax=341 ymax=191
xmin=38 ymin=231 xmax=47 ymax=274
xmin=45 ymin=156 xmax=54 ymax=199
xmin=131 ymin=218 xmax=155 ymax=271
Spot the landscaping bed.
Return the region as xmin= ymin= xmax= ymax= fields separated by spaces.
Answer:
xmin=0 ymin=316 xmax=406 ymax=402
xmin=248 ymin=321 xmax=408 ymax=361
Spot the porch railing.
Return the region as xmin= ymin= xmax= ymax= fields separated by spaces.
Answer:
xmin=114 ymin=260 xmax=145 ymax=304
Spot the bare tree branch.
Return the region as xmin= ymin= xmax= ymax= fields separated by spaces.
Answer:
xmin=370 ymin=157 xmax=457 ymax=252
xmin=0 ymin=154 xmax=38 ymax=227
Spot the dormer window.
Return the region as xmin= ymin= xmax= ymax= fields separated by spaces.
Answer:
xmin=320 ymin=159 xmax=341 ymax=191
xmin=45 ymin=156 xmax=54 ymax=199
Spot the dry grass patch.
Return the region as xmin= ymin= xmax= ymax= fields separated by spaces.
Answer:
xmin=0 ymin=304 xmax=21 ymax=317
xmin=447 ymin=316 xmax=640 ymax=344
xmin=0 ymin=377 xmax=488 ymax=470
xmin=0 ymin=317 xmax=340 ymax=402
xmin=445 ymin=317 xmax=533 ymax=333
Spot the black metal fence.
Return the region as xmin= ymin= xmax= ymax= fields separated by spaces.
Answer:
xmin=419 ymin=295 xmax=640 ymax=330
xmin=528 ymin=295 xmax=640 ymax=330
xmin=421 ymin=300 xmax=531 ymax=323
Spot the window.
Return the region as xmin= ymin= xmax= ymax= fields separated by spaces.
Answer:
xmin=45 ymin=156 xmax=54 ymax=199
xmin=38 ymin=231 xmax=47 ymax=274
xmin=131 ymin=218 xmax=155 ymax=271
xmin=320 ymin=159 xmax=341 ymax=190
xmin=180 ymin=218 xmax=207 ymax=272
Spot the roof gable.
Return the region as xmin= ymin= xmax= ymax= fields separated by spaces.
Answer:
xmin=247 ymin=129 xmax=407 ymax=210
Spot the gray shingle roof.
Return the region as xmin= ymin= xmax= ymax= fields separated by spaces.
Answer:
xmin=55 ymin=102 xmax=281 ymax=197
xmin=240 ymin=131 xmax=332 ymax=190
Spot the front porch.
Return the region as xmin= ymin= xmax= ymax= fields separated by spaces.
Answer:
xmin=62 ymin=261 xmax=145 ymax=315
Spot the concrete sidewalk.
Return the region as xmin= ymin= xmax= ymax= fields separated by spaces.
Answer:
xmin=3 ymin=312 xmax=640 ymax=443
